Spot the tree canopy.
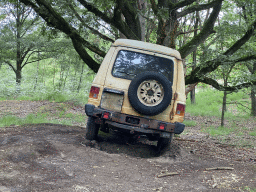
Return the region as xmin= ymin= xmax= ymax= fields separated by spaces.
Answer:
xmin=0 ymin=0 xmax=76 ymax=84
xmin=15 ymin=0 xmax=256 ymax=91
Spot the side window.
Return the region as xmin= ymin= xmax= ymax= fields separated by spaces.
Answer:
xmin=112 ymin=50 xmax=174 ymax=83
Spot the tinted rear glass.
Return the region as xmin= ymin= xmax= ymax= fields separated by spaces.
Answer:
xmin=112 ymin=50 xmax=174 ymax=82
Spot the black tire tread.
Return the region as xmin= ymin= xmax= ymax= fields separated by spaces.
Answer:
xmin=85 ymin=117 xmax=100 ymax=140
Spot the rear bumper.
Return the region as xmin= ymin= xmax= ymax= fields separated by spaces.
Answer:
xmin=85 ymin=104 xmax=185 ymax=135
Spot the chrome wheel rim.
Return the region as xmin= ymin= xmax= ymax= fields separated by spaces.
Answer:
xmin=137 ymin=80 xmax=164 ymax=106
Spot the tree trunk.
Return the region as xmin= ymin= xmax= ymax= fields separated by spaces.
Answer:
xmin=138 ymin=0 xmax=147 ymax=41
xmin=34 ymin=51 xmax=40 ymax=90
xmin=251 ymin=62 xmax=256 ymax=116
xmin=62 ymin=66 xmax=70 ymax=90
xmin=16 ymin=4 xmax=21 ymax=84
xmin=15 ymin=68 xmax=22 ymax=85
xmin=251 ymin=86 xmax=256 ymax=116
xmin=190 ymin=47 xmax=196 ymax=104
xmin=221 ymin=78 xmax=228 ymax=126
xmin=221 ymin=90 xmax=227 ymax=126
xmin=160 ymin=0 xmax=178 ymax=48
xmin=15 ymin=1 xmax=22 ymax=91
xmin=53 ymin=60 xmax=56 ymax=89
xmin=190 ymin=4 xmax=199 ymax=104
xmin=77 ymin=64 xmax=85 ymax=92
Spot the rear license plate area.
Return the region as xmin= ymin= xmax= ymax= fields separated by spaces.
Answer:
xmin=125 ymin=116 xmax=140 ymax=125
xmin=100 ymin=92 xmax=124 ymax=112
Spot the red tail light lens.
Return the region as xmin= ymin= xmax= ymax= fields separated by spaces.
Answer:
xmin=89 ymin=86 xmax=100 ymax=99
xmin=102 ymin=112 xmax=110 ymax=119
xmin=176 ymin=103 xmax=185 ymax=111
xmin=176 ymin=103 xmax=185 ymax=116
xmin=158 ymin=123 xmax=166 ymax=130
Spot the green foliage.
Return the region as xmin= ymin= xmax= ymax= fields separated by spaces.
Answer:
xmin=249 ymin=131 xmax=256 ymax=136
xmin=183 ymin=120 xmax=197 ymax=127
xmin=0 ymin=53 xmax=94 ymax=105
xmin=200 ymin=121 xmax=255 ymax=148
xmin=186 ymin=89 xmax=222 ymax=116
xmin=203 ymin=126 xmax=234 ymax=136
xmin=242 ymin=186 xmax=256 ymax=192
xmin=0 ymin=110 xmax=85 ymax=127
xmin=186 ymin=88 xmax=250 ymax=118
xmin=0 ymin=113 xmax=51 ymax=127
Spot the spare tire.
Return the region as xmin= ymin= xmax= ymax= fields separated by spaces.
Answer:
xmin=128 ymin=72 xmax=172 ymax=116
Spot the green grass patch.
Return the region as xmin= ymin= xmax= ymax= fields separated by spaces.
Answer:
xmin=186 ymin=88 xmax=251 ymax=118
xmin=237 ymin=131 xmax=244 ymax=136
xmin=73 ymin=114 xmax=85 ymax=123
xmin=249 ymin=131 xmax=256 ymax=136
xmin=64 ymin=113 xmax=74 ymax=118
xmin=242 ymin=186 xmax=256 ymax=192
xmin=186 ymin=89 xmax=222 ymax=116
xmin=62 ymin=113 xmax=85 ymax=123
xmin=203 ymin=126 xmax=234 ymax=136
xmin=0 ymin=113 xmax=53 ymax=127
xmin=0 ymin=112 xmax=86 ymax=127
xmin=183 ymin=120 xmax=197 ymax=127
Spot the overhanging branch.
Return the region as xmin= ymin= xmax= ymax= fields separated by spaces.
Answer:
xmin=224 ymin=19 xmax=256 ymax=56
xmin=4 ymin=60 xmax=16 ymax=73
xmin=67 ymin=2 xmax=114 ymax=43
xmin=177 ymin=0 xmax=220 ymax=18
xmin=171 ymin=0 xmax=196 ymax=11
xmin=185 ymin=53 xmax=256 ymax=85
xmin=78 ymin=0 xmax=139 ymax=40
xmin=185 ymin=17 xmax=256 ymax=86
xmin=200 ymin=77 xmax=256 ymax=92
xmin=179 ymin=0 xmax=223 ymax=58
xmin=20 ymin=0 xmax=104 ymax=72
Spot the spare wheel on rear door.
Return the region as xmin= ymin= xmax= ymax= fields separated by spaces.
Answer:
xmin=128 ymin=71 xmax=172 ymax=116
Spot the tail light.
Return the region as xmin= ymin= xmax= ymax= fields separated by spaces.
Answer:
xmin=102 ymin=112 xmax=110 ymax=119
xmin=176 ymin=103 xmax=185 ymax=116
xmin=158 ymin=123 xmax=166 ymax=130
xmin=89 ymin=86 xmax=100 ymax=99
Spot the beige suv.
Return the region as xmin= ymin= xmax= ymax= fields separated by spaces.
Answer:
xmin=85 ymin=39 xmax=186 ymax=150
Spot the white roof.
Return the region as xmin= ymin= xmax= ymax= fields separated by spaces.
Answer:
xmin=112 ymin=39 xmax=182 ymax=60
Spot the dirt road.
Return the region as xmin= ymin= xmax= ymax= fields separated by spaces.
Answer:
xmin=0 ymin=123 xmax=255 ymax=192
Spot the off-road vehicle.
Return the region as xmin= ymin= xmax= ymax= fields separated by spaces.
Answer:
xmin=85 ymin=39 xmax=186 ymax=149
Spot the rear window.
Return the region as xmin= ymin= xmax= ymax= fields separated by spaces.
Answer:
xmin=112 ymin=50 xmax=174 ymax=82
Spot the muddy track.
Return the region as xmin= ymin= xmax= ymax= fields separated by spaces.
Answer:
xmin=0 ymin=123 xmax=255 ymax=192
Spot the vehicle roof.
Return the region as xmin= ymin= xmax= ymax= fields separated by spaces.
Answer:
xmin=112 ymin=39 xmax=182 ymax=60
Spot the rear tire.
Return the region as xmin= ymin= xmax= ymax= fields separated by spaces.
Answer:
xmin=85 ymin=117 xmax=100 ymax=140
xmin=157 ymin=133 xmax=174 ymax=152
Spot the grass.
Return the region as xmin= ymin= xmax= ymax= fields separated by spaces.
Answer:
xmin=0 ymin=113 xmax=52 ymax=127
xmin=243 ymin=186 xmax=256 ymax=192
xmin=183 ymin=120 xmax=197 ymax=127
xmin=0 ymin=111 xmax=86 ymax=128
xmin=201 ymin=122 xmax=255 ymax=137
xmin=8 ymin=90 xmax=90 ymax=106
xmin=0 ymin=62 xmax=93 ymax=105
xmin=203 ymin=126 xmax=234 ymax=136
xmin=200 ymin=122 xmax=256 ymax=147
xmin=186 ymin=88 xmax=251 ymax=119
xmin=249 ymin=131 xmax=256 ymax=136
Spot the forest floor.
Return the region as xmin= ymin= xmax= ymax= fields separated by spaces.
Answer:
xmin=0 ymin=100 xmax=255 ymax=192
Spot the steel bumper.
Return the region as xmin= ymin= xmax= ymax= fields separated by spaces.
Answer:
xmin=85 ymin=104 xmax=185 ymax=135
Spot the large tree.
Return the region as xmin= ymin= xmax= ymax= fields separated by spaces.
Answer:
xmin=17 ymin=0 xmax=256 ymax=91
xmin=0 ymin=0 xmax=43 ymax=84
xmin=0 ymin=0 xmax=69 ymax=85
